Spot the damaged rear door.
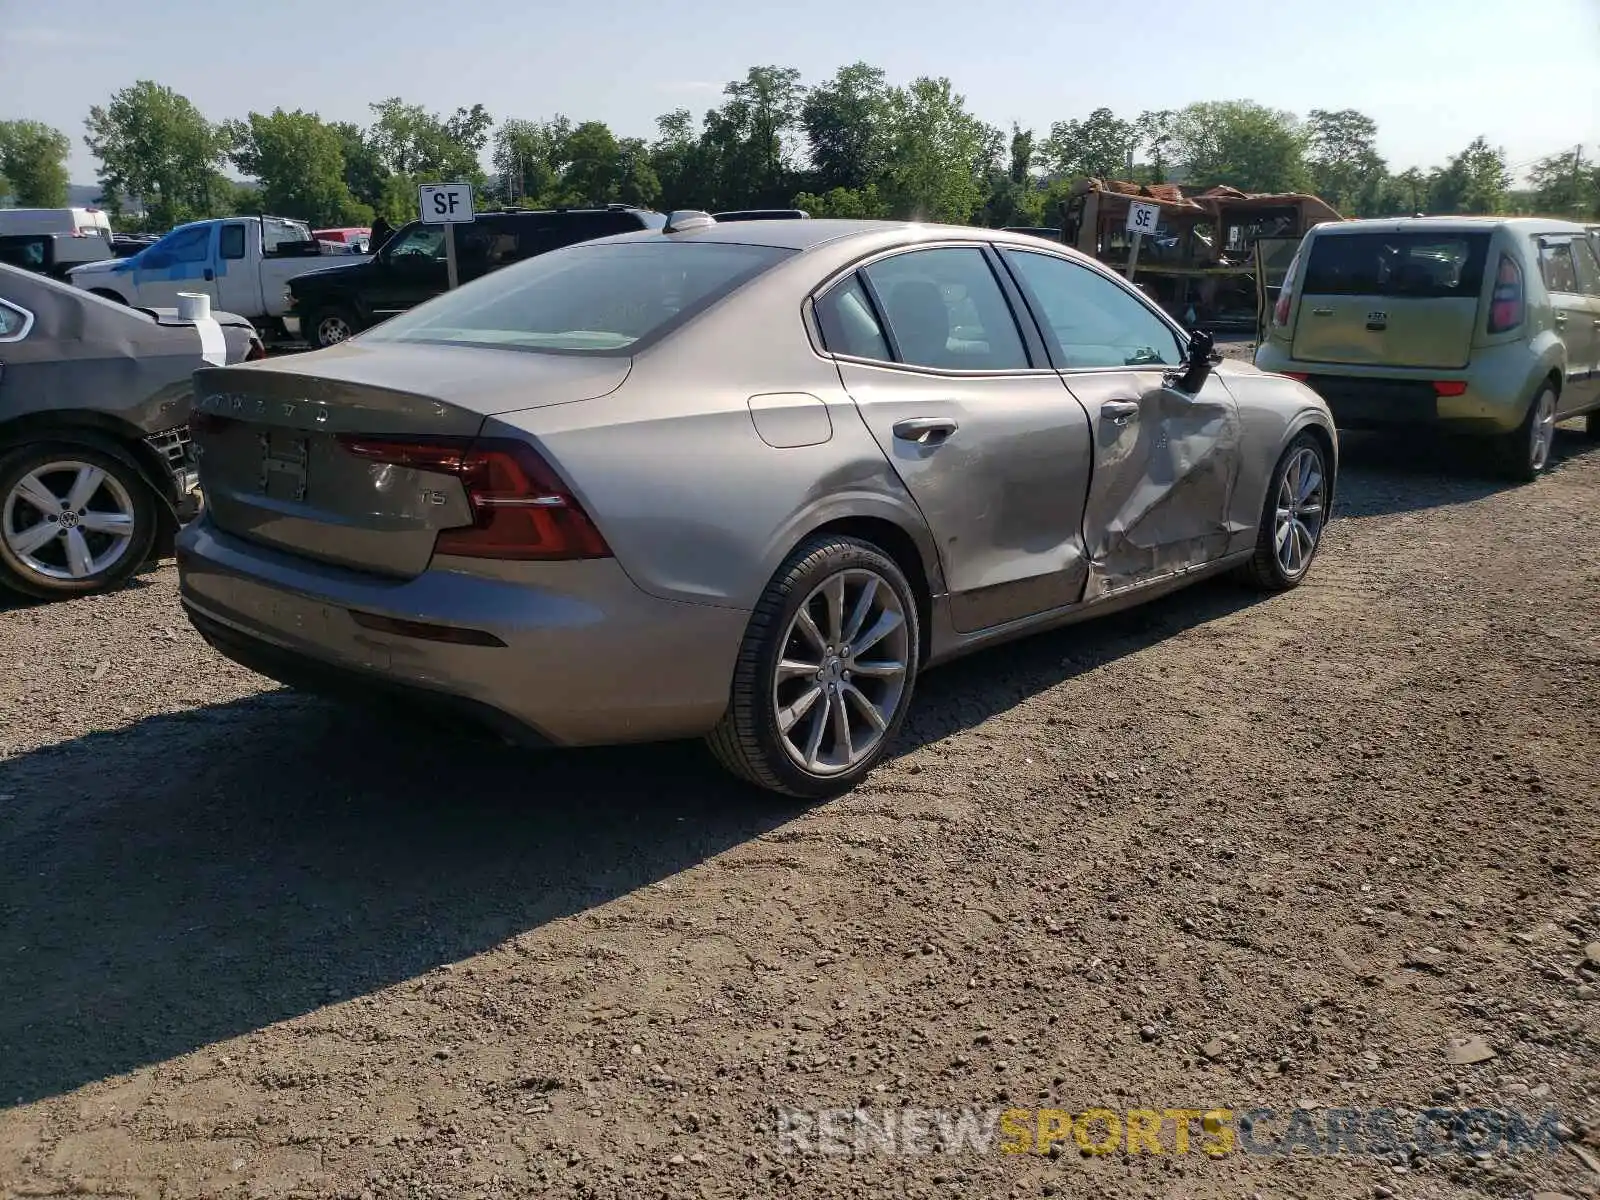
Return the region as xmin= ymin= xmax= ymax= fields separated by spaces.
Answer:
xmin=999 ymin=249 xmax=1241 ymax=601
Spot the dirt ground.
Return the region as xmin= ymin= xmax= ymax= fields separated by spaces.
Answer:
xmin=1 ymin=420 xmax=1598 ymax=1200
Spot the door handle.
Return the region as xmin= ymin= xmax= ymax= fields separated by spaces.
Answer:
xmin=1102 ymin=400 xmax=1140 ymax=425
xmin=892 ymin=417 xmax=958 ymax=445
xmin=1553 ymin=312 xmax=1567 ymax=326
xmin=203 ymin=268 xmax=214 ymax=281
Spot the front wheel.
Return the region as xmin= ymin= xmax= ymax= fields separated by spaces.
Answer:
xmin=707 ymin=535 xmax=921 ymax=799
xmin=1239 ymin=432 xmax=1330 ymax=592
xmin=0 ymin=443 xmax=159 ymax=600
xmin=307 ymin=305 xmax=359 ymax=349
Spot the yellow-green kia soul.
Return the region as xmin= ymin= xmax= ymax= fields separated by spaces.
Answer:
xmin=1256 ymin=217 xmax=1600 ymax=480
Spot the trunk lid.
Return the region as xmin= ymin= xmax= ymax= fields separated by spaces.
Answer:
xmin=191 ymin=344 xmax=628 ymax=576
xmin=1290 ymin=230 xmax=1491 ymax=370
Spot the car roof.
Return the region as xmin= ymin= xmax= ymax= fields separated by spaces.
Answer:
xmin=595 ymin=218 xmax=1065 ymax=255
xmin=1310 ymin=215 xmax=1590 ymax=237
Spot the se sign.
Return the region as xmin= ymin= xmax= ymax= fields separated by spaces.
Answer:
xmin=1125 ymin=200 xmax=1160 ymax=236
xmin=419 ymin=183 xmax=475 ymax=225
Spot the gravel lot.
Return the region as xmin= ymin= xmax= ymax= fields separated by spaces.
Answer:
xmin=1 ymin=416 xmax=1598 ymax=1199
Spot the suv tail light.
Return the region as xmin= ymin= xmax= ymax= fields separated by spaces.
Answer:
xmin=1488 ymin=254 xmax=1524 ymax=334
xmin=1272 ymin=248 xmax=1302 ymax=328
xmin=337 ymin=435 xmax=611 ymax=561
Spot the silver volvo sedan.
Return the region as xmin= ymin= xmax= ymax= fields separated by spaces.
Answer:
xmin=177 ymin=215 xmax=1337 ymax=797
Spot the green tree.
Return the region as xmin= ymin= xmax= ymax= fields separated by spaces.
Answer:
xmin=614 ymin=136 xmax=661 ymax=208
xmin=979 ymin=124 xmax=1042 ymax=227
xmin=1135 ymin=110 xmax=1176 ymax=183
xmin=1427 ymin=136 xmax=1510 ymax=214
xmin=790 ymin=184 xmax=890 ymax=218
xmin=84 ymin=81 xmax=232 ymax=228
xmin=700 ymin=65 xmax=806 ymax=208
xmin=556 ymin=120 xmax=622 ymax=204
xmin=648 ymin=108 xmax=715 ymax=211
xmin=367 ymin=98 xmax=490 ymax=183
xmin=800 ymin=62 xmax=889 ymax=193
xmin=1305 ymin=108 xmax=1385 ymax=213
xmin=1528 ymin=146 xmax=1595 ymax=218
xmin=879 ymin=77 xmax=992 ymax=223
xmin=225 ymin=108 xmax=370 ymax=226
xmin=1171 ymin=100 xmax=1310 ymax=193
xmin=491 ymin=116 xmax=571 ymax=205
xmin=332 ymin=121 xmax=391 ymax=214
xmin=1041 ymin=107 xmax=1135 ymax=180
xmin=0 ymin=120 xmax=72 ymax=206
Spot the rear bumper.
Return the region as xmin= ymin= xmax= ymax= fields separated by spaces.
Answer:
xmin=176 ymin=517 xmax=748 ymax=747
xmin=1254 ymin=341 xmax=1538 ymax=436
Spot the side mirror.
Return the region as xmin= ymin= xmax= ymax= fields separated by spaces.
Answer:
xmin=1175 ymin=329 xmax=1218 ymax=393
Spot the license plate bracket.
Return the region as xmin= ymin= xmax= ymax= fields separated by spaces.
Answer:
xmin=258 ymin=432 xmax=310 ymax=502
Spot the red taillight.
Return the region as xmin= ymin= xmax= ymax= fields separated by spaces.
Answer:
xmin=1488 ymin=254 xmax=1523 ymax=334
xmin=1273 ymin=288 xmax=1292 ymax=327
xmin=245 ymin=337 xmax=267 ymax=361
xmin=337 ymin=435 xmax=611 ymax=561
xmin=1432 ymin=380 xmax=1468 ymax=397
xmin=1283 ymin=371 xmax=1309 ymax=382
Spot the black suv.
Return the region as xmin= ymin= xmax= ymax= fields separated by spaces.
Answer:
xmin=286 ymin=205 xmax=665 ymax=348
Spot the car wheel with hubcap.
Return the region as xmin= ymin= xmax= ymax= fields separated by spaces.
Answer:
xmin=0 ymin=443 xmax=157 ymax=600
xmin=309 ymin=306 xmax=358 ymax=349
xmin=1240 ymin=432 xmax=1330 ymax=592
xmin=1498 ymin=383 xmax=1558 ymax=482
xmin=708 ymin=535 xmax=920 ymax=799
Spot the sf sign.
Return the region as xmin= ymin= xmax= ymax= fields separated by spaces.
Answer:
xmin=419 ymin=183 xmax=475 ymax=225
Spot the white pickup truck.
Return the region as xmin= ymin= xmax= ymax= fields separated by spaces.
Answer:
xmin=68 ymin=215 xmax=365 ymax=338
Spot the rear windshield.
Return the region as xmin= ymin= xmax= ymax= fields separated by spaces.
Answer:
xmin=1302 ymin=232 xmax=1491 ymax=299
xmin=362 ymin=239 xmax=794 ymax=354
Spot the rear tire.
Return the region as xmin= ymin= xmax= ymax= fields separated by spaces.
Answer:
xmin=307 ymin=305 xmax=360 ymax=349
xmin=1496 ymin=383 xmax=1557 ymax=482
xmin=1239 ymin=432 xmax=1330 ymax=592
xmin=1585 ymin=410 xmax=1600 ymax=440
xmin=707 ymin=535 xmax=921 ymax=799
xmin=0 ymin=442 xmax=158 ymax=601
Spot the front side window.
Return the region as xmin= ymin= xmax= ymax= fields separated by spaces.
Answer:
xmin=0 ymin=299 xmax=32 ymax=340
xmin=384 ymin=226 xmax=446 ymax=262
xmin=1002 ymin=249 xmax=1183 ymax=368
xmin=362 ymin=239 xmax=793 ymax=354
xmin=860 ymin=247 xmax=1029 ymax=371
xmin=157 ymin=225 xmax=211 ymax=264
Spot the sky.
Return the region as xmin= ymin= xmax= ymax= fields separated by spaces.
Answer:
xmin=2 ymin=0 xmax=1597 ymax=187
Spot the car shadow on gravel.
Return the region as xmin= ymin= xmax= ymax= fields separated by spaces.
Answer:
xmin=0 ymin=569 xmax=1280 ymax=1108
xmin=0 ymin=696 xmax=802 ymax=1107
xmin=1334 ymin=426 xmax=1597 ymax=518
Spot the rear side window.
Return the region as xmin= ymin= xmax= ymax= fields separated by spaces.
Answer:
xmin=1302 ymin=233 xmax=1490 ymax=299
xmin=219 ymin=224 xmax=246 ymax=260
xmin=0 ymin=298 xmax=32 ymax=340
xmin=1572 ymin=237 xmax=1600 ymax=298
xmin=860 ymin=247 xmax=1029 ymax=371
xmin=362 ymin=240 xmax=794 ymax=354
xmin=0 ymin=236 xmax=49 ymax=269
xmin=816 ymin=275 xmax=891 ymax=360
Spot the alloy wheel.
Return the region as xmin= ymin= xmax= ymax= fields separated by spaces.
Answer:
xmin=772 ymin=568 xmax=910 ymax=776
xmin=1529 ymin=388 xmax=1557 ymax=472
xmin=2 ymin=460 xmax=137 ymax=581
xmin=317 ymin=314 xmax=353 ymax=345
xmin=1274 ymin=445 xmax=1326 ymax=578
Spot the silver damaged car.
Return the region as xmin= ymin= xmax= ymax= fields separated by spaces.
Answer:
xmin=178 ymin=215 xmax=1337 ymax=797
